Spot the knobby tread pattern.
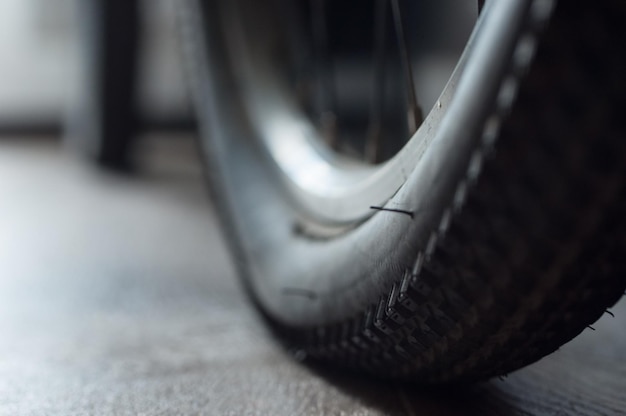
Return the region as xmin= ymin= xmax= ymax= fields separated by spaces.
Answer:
xmin=274 ymin=0 xmax=626 ymax=382
xmin=182 ymin=0 xmax=626 ymax=382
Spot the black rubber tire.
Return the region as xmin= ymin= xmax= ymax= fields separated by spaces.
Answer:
xmin=179 ymin=0 xmax=626 ymax=383
xmin=68 ymin=0 xmax=140 ymax=171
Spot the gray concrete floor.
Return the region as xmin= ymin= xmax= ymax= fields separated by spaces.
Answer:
xmin=0 ymin=135 xmax=624 ymax=415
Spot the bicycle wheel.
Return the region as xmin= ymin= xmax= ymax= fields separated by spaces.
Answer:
xmin=179 ymin=0 xmax=626 ymax=382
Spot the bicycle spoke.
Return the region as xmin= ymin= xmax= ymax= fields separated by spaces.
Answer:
xmin=390 ymin=0 xmax=423 ymax=134
xmin=310 ymin=0 xmax=337 ymax=147
xmin=366 ymin=0 xmax=389 ymax=163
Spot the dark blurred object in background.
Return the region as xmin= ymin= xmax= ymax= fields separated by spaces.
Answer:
xmin=66 ymin=0 xmax=140 ymax=170
xmin=0 ymin=0 xmax=194 ymax=167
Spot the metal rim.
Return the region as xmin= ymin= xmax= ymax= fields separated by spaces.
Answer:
xmin=219 ymin=0 xmax=481 ymax=224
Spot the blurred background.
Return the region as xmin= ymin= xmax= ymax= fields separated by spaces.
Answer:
xmin=0 ymin=0 xmax=191 ymax=135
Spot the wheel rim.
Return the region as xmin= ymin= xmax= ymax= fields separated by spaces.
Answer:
xmin=188 ymin=0 xmax=541 ymax=325
xmin=217 ymin=0 xmax=480 ymax=224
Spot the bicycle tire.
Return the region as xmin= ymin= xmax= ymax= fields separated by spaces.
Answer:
xmin=179 ymin=0 xmax=626 ymax=382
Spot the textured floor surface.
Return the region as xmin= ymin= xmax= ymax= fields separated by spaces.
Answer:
xmin=0 ymin=135 xmax=624 ymax=415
